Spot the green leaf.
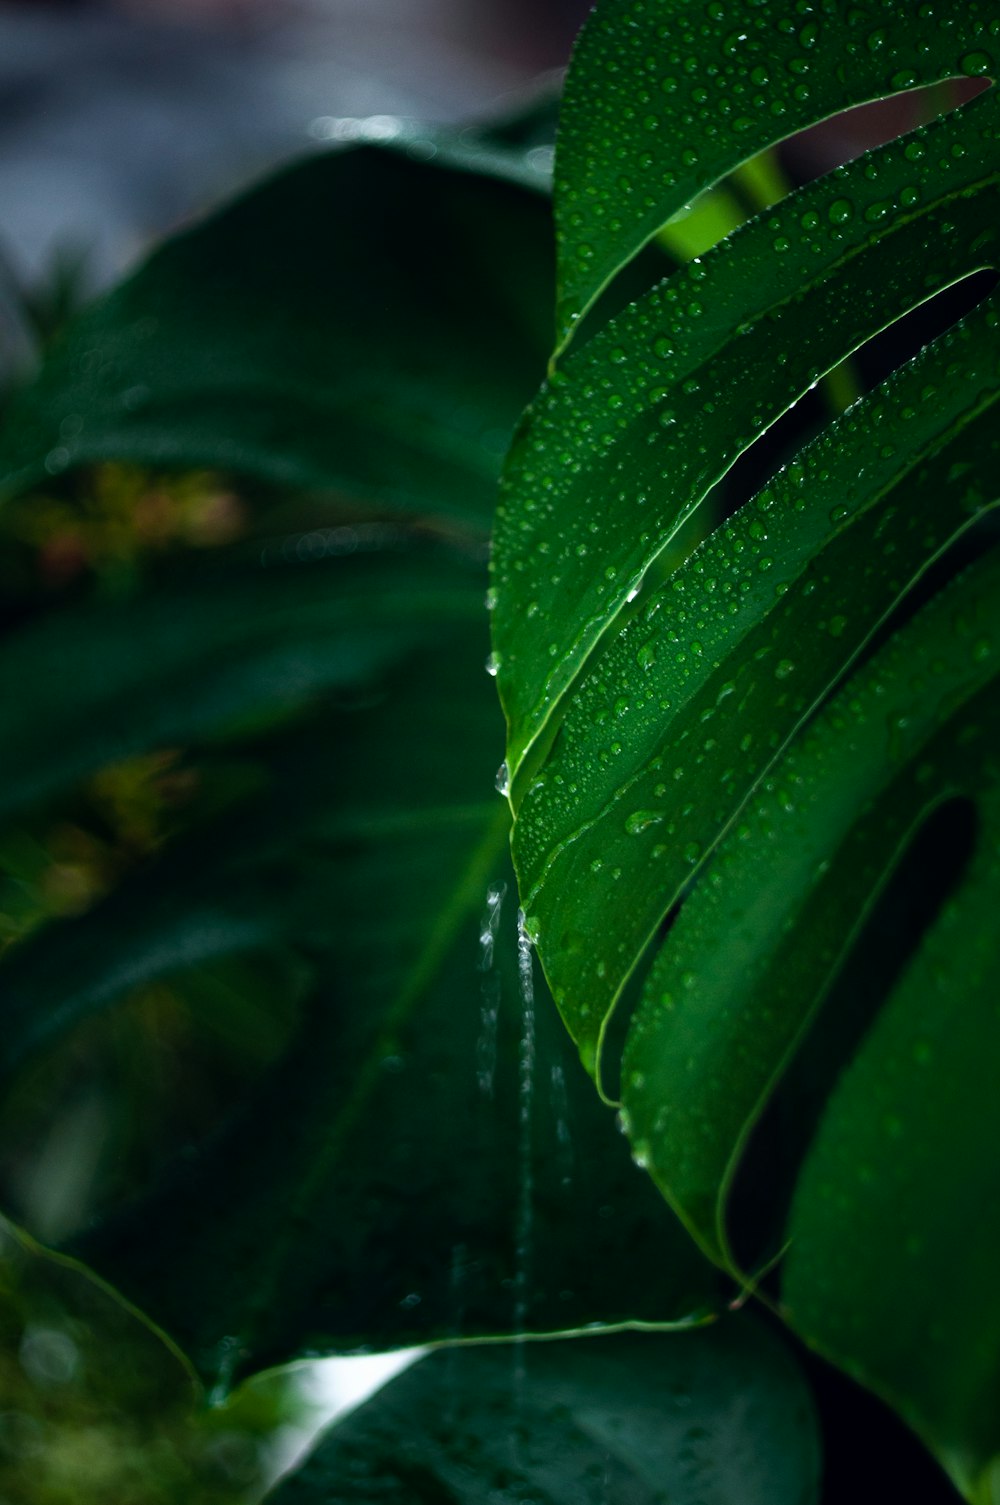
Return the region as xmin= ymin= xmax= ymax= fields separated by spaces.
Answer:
xmin=510 ymin=306 xmax=1000 ymax=1076
xmin=494 ymin=90 xmax=1000 ymax=781
xmin=0 ymin=550 xmax=716 ymax=1389
xmin=264 ymin=1318 xmax=820 ymax=1505
xmin=0 ymin=544 xmax=481 ymax=827
xmin=492 ymin=0 xmax=1000 ymax=1489
xmin=624 ymin=547 xmax=1000 ymax=1491
xmin=554 ymin=0 xmax=996 ymax=346
xmin=0 ymin=143 xmax=553 ymax=520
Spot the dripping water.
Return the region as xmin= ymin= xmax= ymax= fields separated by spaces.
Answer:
xmin=442 ymin=1241 xmax=468 ymax=1431
xmin=207 ymin=1336 xmax=243 ymax=1407
xmin=476 ymin=882 xmax=506 ymax=1096
xmin=513 ymin=909 xmax=537 ymax=1407
xmin=549 ymin=1063 xmax=574 ymax=1191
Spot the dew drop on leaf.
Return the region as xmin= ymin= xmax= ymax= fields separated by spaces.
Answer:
xmin=961 ymin=49 xmax=992 ymax=75
xmin=626 ymin=810 xmax=664 ymax=835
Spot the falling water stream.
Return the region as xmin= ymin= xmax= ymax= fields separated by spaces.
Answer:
xmin=476 ymin=882 xmax=506 ymax=1097
xmin=513 ymin=908 xmax=537 ymax=1409
xmin=549 ymin=1062 xmax=574 ymax=1191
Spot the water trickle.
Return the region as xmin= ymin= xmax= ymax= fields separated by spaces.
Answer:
xmin=441 ymin=1242 xmax=469 ymax=1428
xmin=476 ymin=884 xmax=506 ymax=1098
xmin=550 ymin=1063 xmax=574 ymax=1190
xmin=206 ymin=1336 xmax=243 ymax=1407
xmin=448 ymin=1241 xmax=468 ymax=1341
xmin=513 ymin=909 xmax=537 ymax=1391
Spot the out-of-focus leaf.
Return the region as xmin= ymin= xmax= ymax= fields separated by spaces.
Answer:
xmin=0 ymin=544 xmax=481 ymax=825
xmin=0 ymin=144 xmax=553 ymax=521
xmin=0 ymin=551 xmax=716 ymax=1390
xmin=265 ymin=1318 xmax=820 ymax=1505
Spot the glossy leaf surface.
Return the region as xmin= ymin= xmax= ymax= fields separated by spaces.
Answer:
xmin=555 ymin=0 xmax=997 ymax=345
xmin=0 ymin=143 xmax=552 ymax=520
xmin=511 ymin=305 xmax=1000 ymax=1075
xmin=495 ymin=92 xmax=1000 ymax=779
xmin=266 ymin=1318 xmax=820 ymax=1505
xmin=622 ymin=553 xmax=1000 ymax=1495
xmin=492 ymin=0 xmax=1000 ymax=1490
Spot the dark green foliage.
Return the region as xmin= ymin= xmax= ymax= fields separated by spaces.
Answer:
xmin=0 ymin=143 xmax=553 ymax=522
xmin=0 ymin=1 xmax=997 ymax=1499
xmin=492 ymin=0 xmax=1000 ymax=1495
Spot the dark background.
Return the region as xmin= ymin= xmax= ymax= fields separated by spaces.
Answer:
xmin=0 ymin=0 xmax=588 ymax=288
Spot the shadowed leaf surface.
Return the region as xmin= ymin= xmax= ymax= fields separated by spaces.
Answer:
xmin=265 ymin=1318 xmax=820 ymax=1505
xmin=0 ymin=546 xmax=716 ymax=1389
xmin=0 ymin=143 xmax=553 ymax=521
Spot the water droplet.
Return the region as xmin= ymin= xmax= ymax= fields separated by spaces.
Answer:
xmin=626 ymin=809 xmax=664 ymax=835
xmin=961 ymin=50 xmax=992 ymax=76
xmin=485 ymin=651 xmax=501 ymax=677
xmin=631 ymin=1140 xmax=652 ymax=1170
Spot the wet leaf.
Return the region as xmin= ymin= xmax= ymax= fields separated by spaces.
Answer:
xmin=622 ymin=554 xmax=1000 ymax=1498
xmin=554 ymin=0 xmax=997 ymax=346
xmin=509 ymin=308 xmax=1000 ymax=1075
xmin=494 ymin=93 xmax=1000 ymax=779
xmin=492 ymin=0 xmax=1000 ymax=1491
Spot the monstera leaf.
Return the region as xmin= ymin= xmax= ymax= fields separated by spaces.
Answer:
xmin=492 ymin=0 xmax=1000 ymax=1495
